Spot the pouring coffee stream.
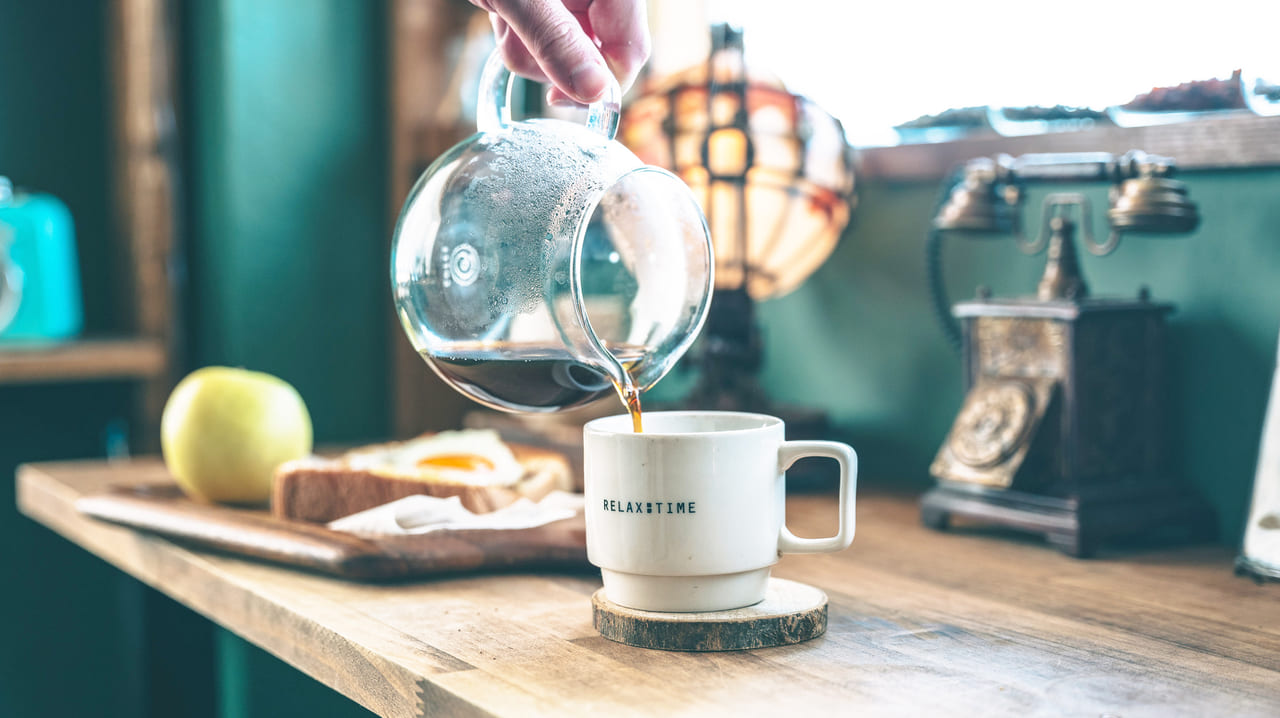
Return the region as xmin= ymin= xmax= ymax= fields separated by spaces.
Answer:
xmin=623 ymin=382 xmax=643 ymax=433
xmin=391 ymin=50 xmax=712 ymax=427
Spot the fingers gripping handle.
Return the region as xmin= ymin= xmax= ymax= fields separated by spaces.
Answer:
xmin=777 ymin=441 xmax=858 ymax=554
xmin=476 ymin=50 xmax=621 ymax=139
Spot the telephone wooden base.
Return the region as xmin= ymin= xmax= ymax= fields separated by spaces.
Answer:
xmin=921 ymin=482 xmax=1217 ymax=558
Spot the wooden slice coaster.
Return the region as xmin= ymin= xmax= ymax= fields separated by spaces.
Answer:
xmin=592 ymin=577 xmax=827 ymax=652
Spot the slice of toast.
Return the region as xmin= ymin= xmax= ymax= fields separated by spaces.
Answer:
xmin=272 ymin=431 xmax=575 ymax=524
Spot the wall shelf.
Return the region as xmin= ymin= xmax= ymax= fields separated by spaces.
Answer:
xmin=858 ymin=113 xmax=1280 ymax=182
xmin=0 ymin=337 xmax=166 ymax=385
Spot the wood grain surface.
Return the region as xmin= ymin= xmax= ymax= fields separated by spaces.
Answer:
xmin=75 ymin=482 xmax=588 ymax=580
xmin=16 ymin=458 xmax=1280 ymax=718
xmin=0 ymin=338 xmax=165 ymax=385
xmin=592 ymin=579 xmax=827 ymax=651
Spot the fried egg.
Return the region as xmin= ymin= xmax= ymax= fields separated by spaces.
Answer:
xmin=347 ymin=429 xmax=524 ymax=487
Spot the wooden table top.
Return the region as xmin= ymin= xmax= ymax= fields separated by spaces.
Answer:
xmin=17 ymin=459 xmax=1280 ymax=718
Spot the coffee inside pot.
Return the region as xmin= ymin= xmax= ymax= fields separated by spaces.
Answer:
xmin=391 ymin=51 xmax=713 ymax=429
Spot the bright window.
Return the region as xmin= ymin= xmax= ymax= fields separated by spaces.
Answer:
xmin=649 ymin=0 xmax=1278 ymax=146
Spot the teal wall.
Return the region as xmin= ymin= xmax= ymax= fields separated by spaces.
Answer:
xmin=185 ymin=0 xmax=391 ymax=445
xmin=1 ymin=0 xmax=388 ymax=716
xmin=0 ymin=384 xmax=143 ymax=718
xmin=1 ymin=3 xmax=148 ymax=716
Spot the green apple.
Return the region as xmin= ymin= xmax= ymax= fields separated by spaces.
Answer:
xmin=161 ymin=366 xmax=313 ymax=504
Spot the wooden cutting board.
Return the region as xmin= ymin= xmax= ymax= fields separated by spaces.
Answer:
xmin=76 ymin=482 xmax=589 ymax=580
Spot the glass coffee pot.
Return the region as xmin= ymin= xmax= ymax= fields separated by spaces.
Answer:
xmin=392 ymin=51 xmax=713 ymax=415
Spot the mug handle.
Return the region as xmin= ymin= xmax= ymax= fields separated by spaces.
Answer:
xmin=475 ymin=49 xmax=621 ymax=140
xmin=776 ymin=441 xmax=858 ymax=554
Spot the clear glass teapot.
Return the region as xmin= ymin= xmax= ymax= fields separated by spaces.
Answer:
xmin=391 ymin=51 xmax=713 ymax=413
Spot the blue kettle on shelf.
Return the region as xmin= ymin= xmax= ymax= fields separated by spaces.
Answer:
xmin=0 ymin=176 xmax=83 ymax=341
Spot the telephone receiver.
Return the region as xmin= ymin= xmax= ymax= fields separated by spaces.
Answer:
xmin=925 ymin=150 xmax=1200 ymax=350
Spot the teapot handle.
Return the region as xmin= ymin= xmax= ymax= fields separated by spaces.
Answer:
xmin=476 ymin=49 xmax=621 ymax=140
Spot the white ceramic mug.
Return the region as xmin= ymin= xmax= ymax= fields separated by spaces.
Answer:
xmin=583 ymin=411 xmax=857 ymax=612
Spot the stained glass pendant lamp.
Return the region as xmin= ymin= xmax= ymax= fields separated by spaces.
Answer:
xmin=620 ymin=23 xmax=856 ymax=426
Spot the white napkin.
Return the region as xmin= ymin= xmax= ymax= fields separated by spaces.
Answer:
xmin=326 ymin=491 xmax=583 ymax=536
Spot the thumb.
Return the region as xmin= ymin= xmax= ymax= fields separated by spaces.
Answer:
xmin=489 ymin=0 xmax=611 ymax=103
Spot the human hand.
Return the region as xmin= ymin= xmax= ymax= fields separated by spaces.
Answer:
xmin=469 ymin=0 xmax=651 ymax=106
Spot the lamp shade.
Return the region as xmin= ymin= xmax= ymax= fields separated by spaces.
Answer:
xmin=620 ymin=33 xmax=855 ymax=301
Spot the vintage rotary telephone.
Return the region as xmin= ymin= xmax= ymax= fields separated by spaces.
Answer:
xmin=920 ymin=150 xmax=1216 ymax=556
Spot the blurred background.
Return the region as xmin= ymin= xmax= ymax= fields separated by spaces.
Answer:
xmin=2 ymin=0 xmax=1278 ymax=715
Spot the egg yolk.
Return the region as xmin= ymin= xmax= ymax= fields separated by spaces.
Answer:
xmin=416 ymin=454 xmax=496 ymax=472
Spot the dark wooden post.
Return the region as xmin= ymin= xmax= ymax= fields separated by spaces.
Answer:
xmin=108 ymin=0 xmax=182 ymax=453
